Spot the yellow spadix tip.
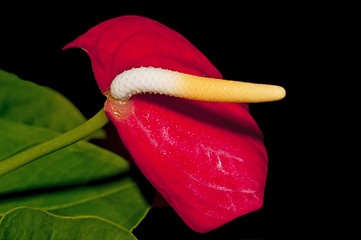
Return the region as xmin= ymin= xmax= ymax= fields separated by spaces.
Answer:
xmin=177 ymin=75 xmax=286 ymax=103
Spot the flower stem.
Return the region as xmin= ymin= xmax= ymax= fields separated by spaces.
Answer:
xmin=0 ymin=108 xmax=109 ymax=177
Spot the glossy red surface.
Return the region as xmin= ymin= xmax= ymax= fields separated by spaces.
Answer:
xmin=65 ymin=15 xmax=268 ymax=233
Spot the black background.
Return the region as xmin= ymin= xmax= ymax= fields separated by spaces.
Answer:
xmin=0 ymin=2 xmax=356 ymax=239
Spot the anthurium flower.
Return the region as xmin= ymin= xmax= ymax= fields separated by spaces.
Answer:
xmin=64 ymin=15 xmax=285 ymax=233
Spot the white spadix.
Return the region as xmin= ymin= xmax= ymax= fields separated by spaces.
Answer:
xmin=109 ymin=67 xmax=286 ymax=103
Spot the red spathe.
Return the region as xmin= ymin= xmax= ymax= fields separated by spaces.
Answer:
xmin=65 ymin=15 xmax=268 ymax=233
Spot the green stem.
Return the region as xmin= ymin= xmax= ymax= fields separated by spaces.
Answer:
xmin=0 ymin=108 xmax=109 ymax=177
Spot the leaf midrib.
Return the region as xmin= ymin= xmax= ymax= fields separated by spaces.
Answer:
xmin=45 ymin=183 xmax=138 ymax=212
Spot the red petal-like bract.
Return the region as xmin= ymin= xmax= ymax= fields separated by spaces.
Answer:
xmin=64 ymin=15 xmax=268 ymax=233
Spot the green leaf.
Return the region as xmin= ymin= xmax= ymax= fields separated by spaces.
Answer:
xmin=0 ymin=69 xmax=85 ymax=132
xmin=49 ymin=182 xmax=150 ymax=231
xmin=0 ymin=207 xmax=137 ymax=240
xmin=0 ymin=118 xmax=129 ymax=195
xmin=0 ymin=69 xmax=105 ymax=138
xmin=0 ymin=70 xmax=151 ymax=232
